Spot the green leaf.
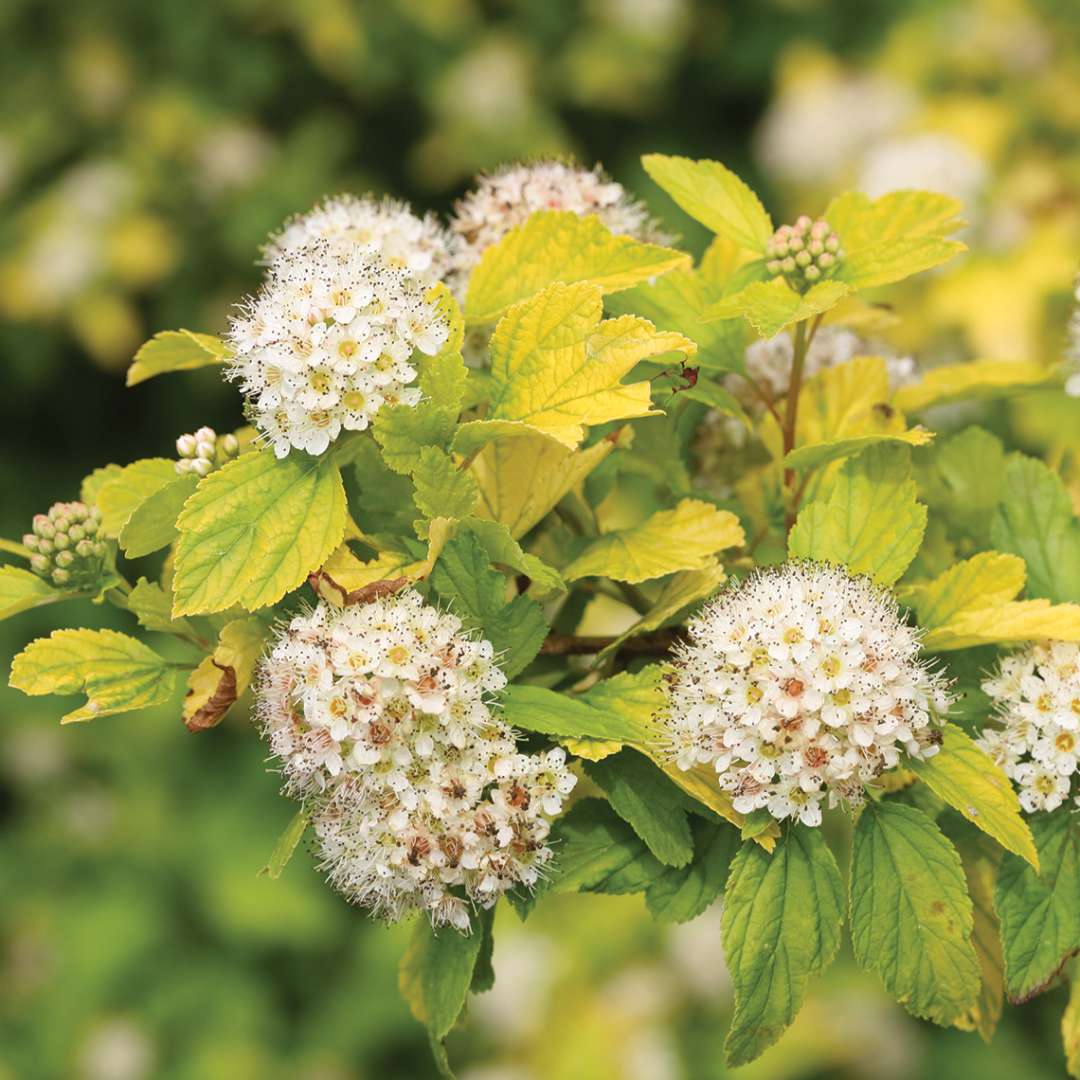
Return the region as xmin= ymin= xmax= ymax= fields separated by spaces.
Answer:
xmin=721 ymin=827 xmax=844 ymax=1066
xmin=126 ymin=329 xmax=230 ymax=386
xmin=584 ymin=752 xmax=695 ymax=868
xmin=9 ymin=628 xmax=177 ymax=723
xmin=118 ymin=473 xmax=198 ymax=558
xmin=788 ymin=444 xmax=927 ymax=586
xmin=894 ymin=359 xmax=1054 ymax=414
xmin=0 ymin=538 xmax=31 ymax=559
xmin=399 ymin=915 xmax=486 ymax=1076
xmin=783 ymin=428 xmax=933 ymax=472
xmin=545 ymin=798 xmax=663 ymax=896
xmin=849 ymin=800 xmax=980 ymax=1024
xmin=80 ymin=463 xmax=124 ymax=506
xmin=604 ymin=269 xmax=746 ymax=373
xmin=259 ymin=806 xmax=311 ymax=880
xmin=429 ymin=533 xmax=547 ymax=678
xmin=1064 ymin=964 xmax=1080 ymax=1077
xmin=645 ymin=818 xmax=739 ymax=923
xmin=96 ymin=458 xmax=179 ymax=537
xmin=906 ymin=552 xmax=1080 ymax=650
xmin=456 ymin=518 xmax=564 ymax=597
xmin=641 ymin=154 xmax=773 ymax=252
xmin=126 ymin=578 xmax=198 ymax=638
xmin=995 ymin=813 xmax=1080 ymax=1003
xmin=458 ymin=282 xmax=692 ymax=451
xmin=0 ymin=566 xmax=76 ymax=620
xmin=561 ymin=498 xmax=744 ymax=584
xmin=411 ymin=447 xmax=480 ymax=520
xmin=172 ymin=450 xmax=347 ymax=616
xmin=826 ymin=189 xmax=966 ymax=290
xmin=502 ymin=684 xmax=640 ymax=743
xmin=704 ymin=277 xmax=850 ymax=338
xmin=907 ymin=725 xmax=1038 ymax=868
xmin=991 ymin=454 xmax=1080 ymax=605
xmin=465 ymin=210 xmax=689 ymax=324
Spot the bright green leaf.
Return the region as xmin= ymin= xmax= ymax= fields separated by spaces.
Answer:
xmin=173 ymin=450 xmax=346 ymax=616
xmin=0 ymin=566 xmax=76 ymax=620
xmin=722 ymin=827 xmax=844 ymax=1066
xmin=126 ymin=578 xmax=198 ymax=638
xmin=995 ymin=813 xmax=1080 ymax=1003
xmin=411 ymin=447 xmax=479 ymax=520
xmin=96 ymin=458 xmax=179 ymax=537
xmin=118 ymin=473 xmax=198 ymax=558
xmin=645 ymin=818 xmax=739 ymax=923
xmin=704 ymin=277 xmax=850 ymax=338
xmin=850 ymin=800 xmax=980 ymax=1024
xmin=260 ymin=806 xmax=312 ymax=880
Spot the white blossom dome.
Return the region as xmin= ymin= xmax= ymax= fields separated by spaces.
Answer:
xmin=977 ymin=641 xmax=1080 ymax=813
xmin=1066 ymin=273 xmax=1080 ymax=398
xmin=226 ymin=239 xmax=449 ymax=458
xmin=256 ymin=592 xmax=576 ymax=931
xmin=659 ymin=563 xmax=951 ymax=826
xmin=262 ymin=193 xmax=452 ymax=284
xmin=858 ymin=133 xmax=987 ymax=213
xmin=446 ymin=159 xmax=672 ymax=297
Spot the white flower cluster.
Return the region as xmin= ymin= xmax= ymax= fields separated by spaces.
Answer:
xmin=226 ymin=239 xmax=449 ymax=458
xmin=1066 ymin=273 xmax=1080 ymax=398
xmin=175 ymin=426 xmax=239 ymax=477
xmin=858 ymin=133 xmax=987 ymax=211
xmin=977 ymin=641 xmax=1080 ymax=813
xmin=660 ymin=563 xmax=951 ymax=826
xmin=256 ymin=592 xmax=576 ymax=931
xmin=446 ymin=160 xmax=671 ymax=295
xmin=262 ymin=194 xmax=452 ymax=285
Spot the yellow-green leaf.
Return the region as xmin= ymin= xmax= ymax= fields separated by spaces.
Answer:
xmin=9 ymin=628 xmax=177 ymax=723
xmin=1064 ymin=965 xmax=1080 ymax=1077
xmin=127 ymin=329 xmax=230 ymax=386
xmin=826 ymin=189 xmax=966 ymax=290
xmin=118 ymin=473 xmax=198 ymax=558
xmin=96 ymin=458 xmax=179 ymax=537
xmin=894 ymin=359 xmax=1055 ymax=414
xmin=259 ymin=806 xmax=312 ymax=880
xmin=789 ymin=444 xmax=926 ymax=586
xmin=908 ymin=726 xmax=1038 ymax=868
xmin=562 ymin=498 xmax=744 ymax=584
xmin=641 ymin=154 xmax=773 ymax=252
xmin=905 ymin=552 xmax=1080 ymax=650
xmin=784 ymin=428 xmax=933 ymax=472
xmin=460 ymin=282 xmax=692 ymax=450
xmin=182 ymin=616 xmax=267 ymax=731
xmin=704 ymin=277 xmax=849 ymax=338
xmin=467 ymin=427 xmax=619 ymax=539
xmin=0 ymin=566 xmax=76 ymax=620
xmin=465 ymin=210 xmax=689 ymax=324
xmin=172 ymin=450 xmax=346 ymax=616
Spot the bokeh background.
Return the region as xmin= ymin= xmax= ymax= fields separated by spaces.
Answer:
xmin=3 ymin=1 xmax=1080 ymax=1077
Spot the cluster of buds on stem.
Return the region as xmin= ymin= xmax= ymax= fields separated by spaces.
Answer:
xmin=23 ymin=502 xmax=110 ymax=588
xmin=175 ymin=427 xmax=239 ymax=477
xmin=766 ymin=216 xmax=843 ymax=291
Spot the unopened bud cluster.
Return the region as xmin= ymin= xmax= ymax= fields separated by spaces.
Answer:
xmin=23 ymin=502 xmax=109 ymax=588
xmin=175 ymin=426 xmax=239 ymax=477
xmin=766 ymin=216 xmax=842 ymax=290
xmin=256 ymin=592 xmax=576 ymax=932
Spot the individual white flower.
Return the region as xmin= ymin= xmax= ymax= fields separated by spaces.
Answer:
xmin=658 ymin=563 xmax=952 ymax=826
xmin=225 ymin=239 xmax=448 ymax=458
xmin=262 ymin=193 xmax=452 ymax=284
xmin=978 ymin=641 xmax=1080 ymax=813
xmin=446 ymin=159 xmax=672 ymax=299
xmin=174 ymin=425 xmax=239 ymax=476
xmin=858 ymin=133 xmax=987 ymax=213
xmin=255 ymin=592 xmax=575 ymax=930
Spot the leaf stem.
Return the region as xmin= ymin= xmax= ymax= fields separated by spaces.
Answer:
xmin=781 ymin=316 xmax=817 ymax=533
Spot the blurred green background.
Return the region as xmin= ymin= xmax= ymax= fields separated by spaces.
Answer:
xmin=3 ymin=1 xmax=1080 ymax=1077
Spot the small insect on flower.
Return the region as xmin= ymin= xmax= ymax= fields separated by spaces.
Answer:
xmin=446 ymin=159 xmax=673 ymax=299
xmin=978 ymin=641 xmax=1080 ymax=813
xmin=255 ymin=591 xmax=575 ymax=931
xmin=225 ymin=239 xmax=449 ymax=458
xmin=658 ymin=562 xmax=952 ymax=826
xmin=262 ymin=193 xmax=452 ymax=286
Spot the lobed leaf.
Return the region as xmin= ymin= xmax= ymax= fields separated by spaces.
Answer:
xmin=704 ymin=277 xmax=850 ymax=338
xmin=118 ymin=473 xmax=198 ymax=558
xmin=645 ymin=818 xmax=739 ymax=923
xmin=0 ymin=566 xmax=77 ymax=621
xmin=96 ymin=458 xmax=179 ymax=537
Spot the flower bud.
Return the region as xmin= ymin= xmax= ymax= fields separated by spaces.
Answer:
xmin=30 ymin=554 xmax=50 ymax=574
xmin=55 ymin=550 xmax=75 ymax=568
xmin=192 ymin=458 xmax=213 ymax=478
xmin=51 ymin=568 xmax=71 ymax=585
xmin=767 ymin=217 xmax=843 ymax=291
xmin=195 ymin=440 xmax=216 ymax=461
xmin=75 ymin=539 xmax=94 ymax=558
xmin=176 ymin=434 xmax=197 ymax=458
xmin=194 ymin=426 xmax=216 ymax=444
xmin=37 ymin=539 xmax=54 ymax=556
xmin=53 ymin=533 xmax=70 ymax=551
xmin=35 ymin=519 xmax=55 ymax=540
xmin=22 ymin=534 xmax=38 ymax=552
xmin=68 ymin=524 xmax=86 ymax=542
xmin=219 ymin=433 xmax=240 ymax=458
